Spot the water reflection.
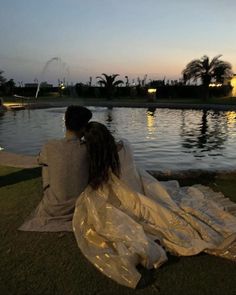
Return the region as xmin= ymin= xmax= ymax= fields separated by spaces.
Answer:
xmin=226 ymin=111 xmax=236 ymax=127
xmin=180 ymin=110 xmax=228 ymax=156
xmin=0 ymin=111 xmax=5 ymax=150
xmin=146 ymin=107 xmax=156 ymax=133
xmin=147 ymin=107 xmax=156 ymax=116
xmin=1 ymin=107 xmax=236 ymax=171
xmin=106 ymin=107 xmax=113 ymax=123
xmin=104 ymin=107 xmax=116 ymax=135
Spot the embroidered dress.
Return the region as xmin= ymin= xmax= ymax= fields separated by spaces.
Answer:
xmin=73 ymin=140 xmax=236 ymax=288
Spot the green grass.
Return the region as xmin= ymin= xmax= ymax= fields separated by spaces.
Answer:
xmin=0 ymin=166 xmax=236 ymax=295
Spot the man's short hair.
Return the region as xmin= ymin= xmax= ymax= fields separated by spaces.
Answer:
xmin=65 ymin=105 xmax=92 ymax=131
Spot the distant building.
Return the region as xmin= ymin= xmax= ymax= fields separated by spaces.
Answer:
xmin=40 ymin=82 xmax=53 ymax=88
xmin=24 ymin=82 xmax=53 ymax=88
xmin=24 ymin=83 xmax=38 ymax=88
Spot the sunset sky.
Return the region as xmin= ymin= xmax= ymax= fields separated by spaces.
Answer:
xmin=0 ymin=0 xmax=236 ymax=85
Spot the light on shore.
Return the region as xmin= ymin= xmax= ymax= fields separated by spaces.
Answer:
xmin=60 ymin=83 xmax=65 ymax=90
xmin=148 ymin=88 xmax=157 ymax=93
xmin=209 ymin=83 xmax=222 ymax=87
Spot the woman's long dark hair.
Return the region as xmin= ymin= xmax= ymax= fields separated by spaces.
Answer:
xmin=83 ymin=122 xmax=120 ymax=190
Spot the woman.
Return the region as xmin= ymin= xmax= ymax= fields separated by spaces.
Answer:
xmin=72 ymin=122 xmax=236 ymax=289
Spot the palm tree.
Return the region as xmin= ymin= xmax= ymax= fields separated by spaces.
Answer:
xmin=96 ymin=73 xmax=123 ymax=99
xmin=182 ymin=55 xmax=233 ymax=99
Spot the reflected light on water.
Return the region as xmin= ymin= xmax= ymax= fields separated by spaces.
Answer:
xmin=146 ymin=112 xmax=155 ymax=130
xmin=146 ymin=108 xmax=157 ymax=139
xmin=226 ymin=111 xmax=236 ymax=125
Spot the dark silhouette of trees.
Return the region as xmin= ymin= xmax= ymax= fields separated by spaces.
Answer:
xmin=96 ymin=73 xmax=123 ymax=99
xmin=0 ymin=70 xmax=6 ymax=86
xmin=125 ymin=76 xmax=129 ymax=87
xmin=4 ymin=79 xmax=15 ymax=95
xmin=182 ymin=55 xmax=233 ymax=99
xmin=0 ymin=71 xmax=15 ymax=95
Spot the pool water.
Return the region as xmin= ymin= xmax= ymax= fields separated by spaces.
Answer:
xmin=0 ymin=107 xmax=236 ymax=171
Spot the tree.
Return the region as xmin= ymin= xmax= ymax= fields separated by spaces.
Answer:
xmin=4 ymin=79 xmax=15 ymax=95
xmin=0 ymin=70 xmax=6 ymax=86
xmin=96 ymin=73 xmax=123 ymax=99
xmin=182 ymin=55 xmax=233 ymax=98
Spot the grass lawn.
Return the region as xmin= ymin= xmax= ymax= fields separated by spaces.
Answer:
xmin=0 ymin=166 xmax=236 ymax=295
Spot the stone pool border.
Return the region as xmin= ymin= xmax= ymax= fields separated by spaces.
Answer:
xmin=4 ymin=100 xmax=236 ymax=111
xmin=148 ymin=169 xmax=236 ymax=181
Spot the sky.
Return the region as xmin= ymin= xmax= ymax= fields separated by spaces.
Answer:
xmin=0 ymin=0 xmax=236 ymax=85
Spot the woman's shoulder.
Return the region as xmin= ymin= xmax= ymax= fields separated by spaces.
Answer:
xmin=116 ymin=139 xmax=123 ymax=151
xmin=117 ymin=138 xmax=134 ymax=158
xmin=118 ymin=138 xmax=132 ymax=151
xmin=117 ymin=138 xmax=131 ymax=147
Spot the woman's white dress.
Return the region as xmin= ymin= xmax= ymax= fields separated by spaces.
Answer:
xmin=72 ymin=140 xmax=236 ymax=288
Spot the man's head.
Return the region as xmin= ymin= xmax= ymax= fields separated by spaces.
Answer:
xmin=65 ymin=105 xmax=92 ymax=133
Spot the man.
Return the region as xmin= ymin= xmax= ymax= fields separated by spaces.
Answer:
xmin=17 ymin=105 xmax=92 ymax=232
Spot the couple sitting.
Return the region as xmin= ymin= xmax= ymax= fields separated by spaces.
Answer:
xmin=2 ymin=105 xmax=236 ymax=289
